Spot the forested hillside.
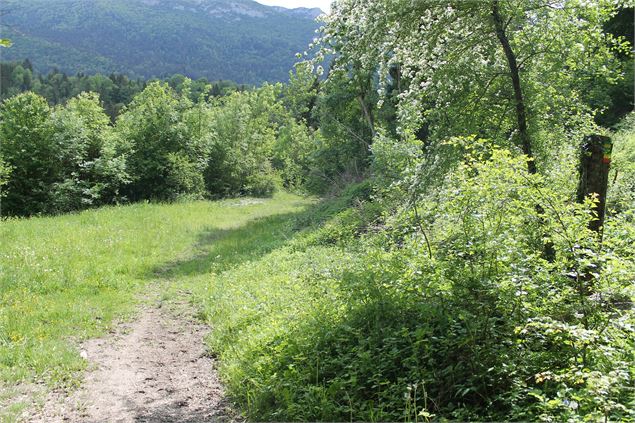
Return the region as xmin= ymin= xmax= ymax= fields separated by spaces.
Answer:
xmin=0 ymin=0 xmax=634 ymax=422
xmin=0 ymin=0 xmax=321 ymax=84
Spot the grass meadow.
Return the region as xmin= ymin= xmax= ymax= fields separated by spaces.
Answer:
xmin=0 ymin=193 xmax=312 ymax=419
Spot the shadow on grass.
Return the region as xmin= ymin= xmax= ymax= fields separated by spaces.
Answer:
xmin=151 ymin=210 xmax=306 ymax=280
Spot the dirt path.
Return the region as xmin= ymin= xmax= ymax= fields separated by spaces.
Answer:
xmin=26 ymin=292 xmax=236 ymax=423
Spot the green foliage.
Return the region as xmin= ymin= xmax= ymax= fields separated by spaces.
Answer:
xmin=594 ymin=7 xmax=634 ymax=127
xmin=243 ymin=169 xmax=279 ymax=198
xmin=317 ymin=0 xmax=630 ymax=177
xmin=0 ymin=2 xmax=633 ymax=422
xmin=0 ymin=91 xmax=130 ymax=216
xmin=307 ymin=69 xmax=374 ymax=192
xmin=204 ymin=86 xmax=283 ymax=197
xmin=115 ymin=82 xmax=196 ymax=201
xmin=282 ymin=61 xmax=319 ymax=124
xmin=274 ymin=60 xmax=377 ymax=194
xmin=165 ymin=152 xmax=206 ymax=200
xmin=0 ymin=75 xmax=323 ymax=215
xmin=275 ymin=62 xmax=376 ymax=194
xmin=0 ymin=156 xmax=11 ymax=198
xmin=272 ymin=118 xmax=316 ymax=190
xmin=609 ymin=113 xmax=635 ymax=211
xmin=0 ymin=61 xmax=244 ymax=121
xmin=298 ymin=192 xmax=382 ymax=247
xmin=0 ymin=92 xmax=57 ymax=216
xmin=0 ymin=0 xmax=320 ymax=85
xmin=50 ymin=92 xmax=129 ymax=212
xmin=203 ymin=149 xmax=635 ymax=422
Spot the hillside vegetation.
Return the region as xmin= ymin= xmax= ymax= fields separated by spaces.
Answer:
xmin=0 ymin=0 xmax=320 ymax=84
xmin=0 ymin=0 xmax=633 ymax=421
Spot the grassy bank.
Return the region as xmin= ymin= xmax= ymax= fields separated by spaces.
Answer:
xmin=199 ymin=162 xmax=635 ymax=421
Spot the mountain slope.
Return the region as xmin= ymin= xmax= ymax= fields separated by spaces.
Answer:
xmin=0 ymin=0 xmax=322 ymax=84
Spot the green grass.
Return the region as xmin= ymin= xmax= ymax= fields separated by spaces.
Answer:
xmin=194 ymin=182 xmax=386 ymax=421
xmin=0 ymin=193 xmax=312 ymax=418
xmin=0 ymin=182 xmax=381 ymax=421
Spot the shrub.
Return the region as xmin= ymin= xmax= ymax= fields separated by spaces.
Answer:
xmin=50 ymin=92 xmax=129 ymax=212
xmin=0 ymin=155 xmax=11 ymax=198
xmin=204 ymin=87 xmax=281 ymax=197
xmin=205 ymin=149 xmax=635 ymax=422
xmin=0 ymin=92 xmax=57 ymax=216
xmin=165 ymin=152 xmax=206 ymax=200
xmin=272 ymin=118 xmax=315 ymax=190
xmin=243 ymin=169 xmax=279 ymax=198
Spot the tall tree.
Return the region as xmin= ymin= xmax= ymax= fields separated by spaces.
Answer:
xmin=491 ymin=0 xmax=536 ymax=173
xmin=318 ymin=0 xmax=630 ymax=175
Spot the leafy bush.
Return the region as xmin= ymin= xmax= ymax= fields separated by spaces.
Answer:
xmin=272 ymin=118 xmax=316 ymax=190
xmin=50 ymin=92 xmax=129 ymax=212
xmin=0 ymin=79 xmax=319 ymax=215
xmin=0 ymin=92 xmax=57 ymax=216
xmin=165 ymin=152 xmax=206 ymax=200
xmin=0 ymin=155 xmax=11 ymax=202
xmin=204 ymin=149 xmax=635 ymax=422
xmin=115 ymin=82 xmax=190 ymax=201
xmin=243 ymin=168 xmax=279 ymax=198
xmin=204 ymin=86 xmax=282 ymax=197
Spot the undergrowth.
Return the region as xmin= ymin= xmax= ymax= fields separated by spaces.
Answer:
xmin=203 ymin=142 xmax=635 ymax=421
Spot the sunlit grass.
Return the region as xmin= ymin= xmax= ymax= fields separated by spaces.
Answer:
xmin=0 ymin=193 xmax=310 ymax=393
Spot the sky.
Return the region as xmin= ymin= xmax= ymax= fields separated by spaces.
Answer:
xmin=255 ymin=0 xmax=331 ymax=13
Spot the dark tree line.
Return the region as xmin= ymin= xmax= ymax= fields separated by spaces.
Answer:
xmin=1 ymin=60 xmax=245 ymax=120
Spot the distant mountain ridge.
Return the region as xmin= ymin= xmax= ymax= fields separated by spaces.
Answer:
xmin=271 ymin=6 xmax=323 ymax=19
xmin=0 ymin=0 xmax=323 ymax=84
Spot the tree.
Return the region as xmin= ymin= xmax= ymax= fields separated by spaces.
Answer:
xmin=115 ymin=82 xmax=191 ymax=201
xmin=593 ymin=6 xmax=635 ymax=126
xmin=491 ymin=0 xmax=536 ymax=173
xmin=50 ymin=92 xmax=129 ymax=211
xmin=272 ymin=117 xmax=316 ymax=190
xmin=283 ymin=61 xmax=319 ymax=126
xmin=319 ymin=0 xmax=629 ymax=177
xmin=0 ymin=92 xmax=57 ymax=215
xmin=205 ymin=85 xmax=283 ymax=197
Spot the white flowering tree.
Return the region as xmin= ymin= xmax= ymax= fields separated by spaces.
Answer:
xmin=318 ymin=0 xmax=632 ymax=174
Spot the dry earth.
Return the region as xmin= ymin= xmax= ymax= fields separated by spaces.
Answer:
xmin=24 ymin=291 xmax=236 ymax=423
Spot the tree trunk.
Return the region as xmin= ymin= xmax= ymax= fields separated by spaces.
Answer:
xmin=577 ymin=135 xmax=613 ymax=235
xmin=491 ymin=0 xmax=536 ymax=174
xmin=358 ymin=93 xmax=376 ymax=139
xmin=491 ymin=1 xmax=556 ymax=259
